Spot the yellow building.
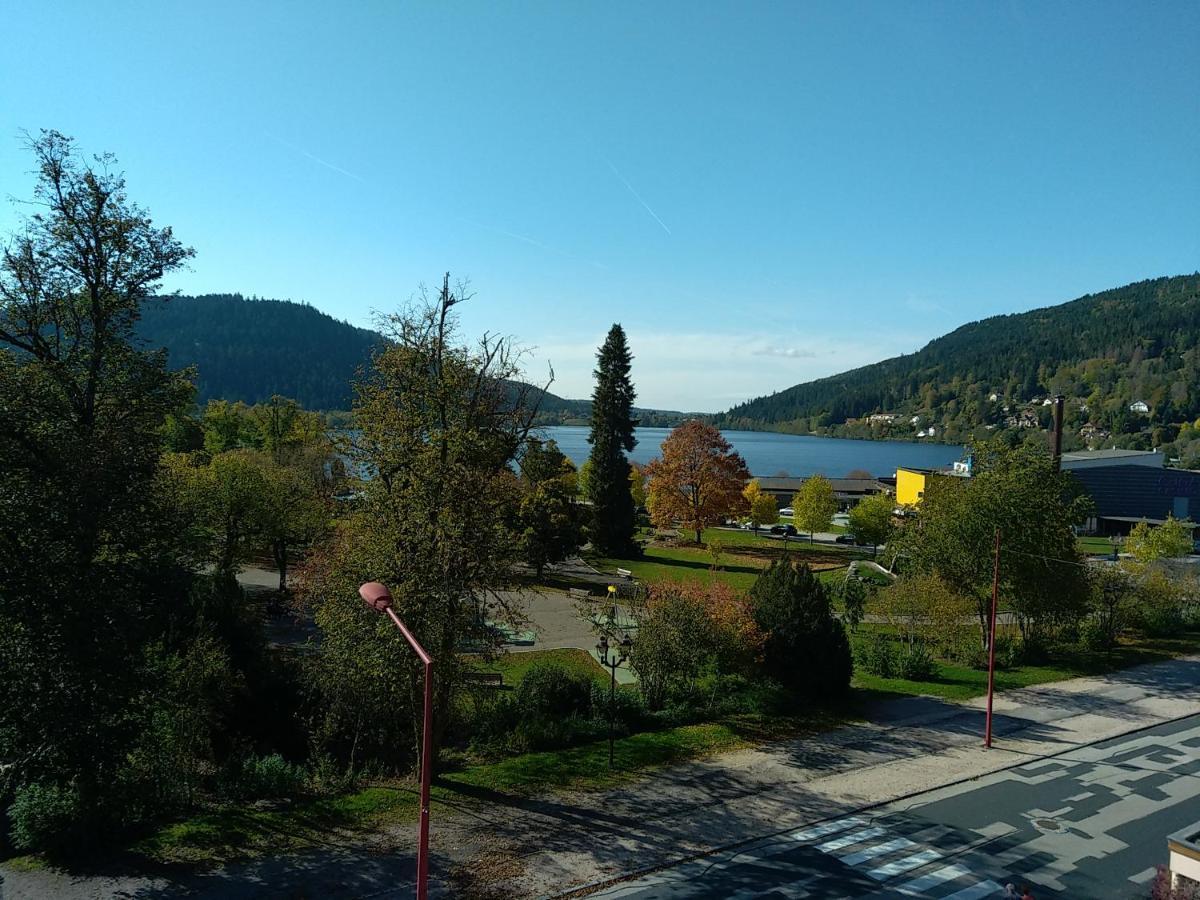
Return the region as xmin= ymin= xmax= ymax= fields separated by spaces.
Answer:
xmin=896 ymin=459 xmax=973 ymax=506
xmin=895 ymin=467 xmax=929 ymax=506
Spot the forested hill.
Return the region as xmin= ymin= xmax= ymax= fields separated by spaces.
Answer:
xmin=136 ymin=293 xmax=694 ymax=424
xmin=137 ymin=294 xmax=383 ymax=410
xmin=716 ymin=275 xmax=1200 ymax=450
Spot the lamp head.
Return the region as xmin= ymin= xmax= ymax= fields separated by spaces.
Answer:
xmin=359 ymin=581 xmax=393 ymax=612
xmin=618 ymin=634 xmax=633 ymax=663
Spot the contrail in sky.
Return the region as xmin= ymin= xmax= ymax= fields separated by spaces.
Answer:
xmin=459 ymin=217 xmax=608 ymax=270
xmin=266 ymin=132 xmax=366 ymax=183
xmin=604 ymin=157 xmax=671 ymax=235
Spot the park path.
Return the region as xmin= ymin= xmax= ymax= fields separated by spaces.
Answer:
xmin=6 ymin=653 xmax=1193 ymax=899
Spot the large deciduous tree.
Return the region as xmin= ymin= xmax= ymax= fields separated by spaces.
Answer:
xmin=517 ymin=438 xmax=584 ymax=578
xmin=792 ymin=475 xmax=837 ymax=542
xmin=586 ymin=324 xmax=638 ymax=555
xmin=300 ymin=276 xmax=535 ymax=766
xmin=0 ymin=131 xmax=194 ymax=823
xmin=891 ymin=441 xmax=1092 ymax=646
xmin=1125 ymin=516 xmax=1194 ymax=566
xmin=645 ymin=422 xmax=750 ymax=543
xmin=847 ymin=492 xmax=895 ymax=556
xmin=743 ymin=478 xmax=779 ymax=533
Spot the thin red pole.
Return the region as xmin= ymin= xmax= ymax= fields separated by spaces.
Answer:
xmin=417 ymin=657 xmax=432 ymax=900
xmin=383 ymin=606 xmax=433 ymax=900
xmin=984 ymin=527 xmax=1000 ymax=749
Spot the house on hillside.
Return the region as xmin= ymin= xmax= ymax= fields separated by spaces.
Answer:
xmin=1079 ymin=422 xmax=1111 ymax=444
xmin=1129 ymin=400 xmax=1150 ymax=414
xmin=868 ymin=413 xmax=898 ymax=424
xmin=1004 ymin=410 xmax=1040 ymax=429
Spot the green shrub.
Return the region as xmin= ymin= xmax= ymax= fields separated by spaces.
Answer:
xmin=1080 ymin=617 xmax=1111 ymax=652
xmin=1139 ymin=603 xmax=1185 ymax=638
xmin=516 ymin=662 xmax=594 ymax=719
xmin=948 ymin=637 xmax=987 ymax=669
xmin=750 ymin=560 xmax=852 ymax=699
xmin=589 ymin=681 xmax=646 ymax=726
xmin=896 ymin=642 xmax=936 ymax=680
xmin=628 ymin=581 xmax=763 ymax=710
xmin=856 ymin=633 xmax=896 ymax=678
xmin=996 ymin=634 xmax=1024 ymax=668
xmin=7 ymin=783 xmax=86 ymax=853
xmin=1133 ymin=568 xmax=1190 ymax=637
xmin=219 ymin=753 xmax=307 ymax=800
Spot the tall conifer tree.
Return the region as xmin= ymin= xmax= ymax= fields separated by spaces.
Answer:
xmin=587 ymin=325 xmax=638 ymax=554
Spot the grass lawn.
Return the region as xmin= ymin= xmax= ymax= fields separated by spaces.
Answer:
xmin=584 ymin=531 xmax=862 ymax=594
xmin=1078 ymin=535 xmax=1119 ymax=556
xmin=590 ymin=543 xmax=769 ymax=591
xmin=851 ymin=632 xmax=1200 ymax=702
xmin=472 ymin=648 xmax=609 ymax=689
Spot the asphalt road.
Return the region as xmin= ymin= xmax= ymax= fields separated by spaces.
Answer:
xmin=595 ymin=714 xmax=1200 ymax=899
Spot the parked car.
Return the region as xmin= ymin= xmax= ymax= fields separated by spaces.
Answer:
xmin=835 ymin=533 xmax=857 ymax=544
xmin=770 ymin=524 xmax=798 ymax=536
xmin=779 ymin=507 xmax=794 ymax=517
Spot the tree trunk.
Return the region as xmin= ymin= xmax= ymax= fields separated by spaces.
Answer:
xmin=695 ymin=528 xmax=702 ymax=544
xmin=273 ymin=538 xmax=288 ymax=592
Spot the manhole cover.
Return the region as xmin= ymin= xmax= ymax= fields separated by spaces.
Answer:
xmin=1033 ymin=818 xmax=1062 ymax=832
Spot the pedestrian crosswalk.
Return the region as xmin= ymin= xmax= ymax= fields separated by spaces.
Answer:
xmin=603 ymin=812 xmax=1025 ymax=899
xmin=774 ymin=814 xmax=1007 ymax=898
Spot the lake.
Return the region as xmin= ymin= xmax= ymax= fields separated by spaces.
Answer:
xmin=537 ymin=425 xmax=963 ymax=478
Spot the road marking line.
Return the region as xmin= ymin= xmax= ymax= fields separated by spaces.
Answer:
xmin=815 ymin=826 xmax=886 ymax=853
xmin=867 ymin=848 xmax=942 ymax=880
xmin=895 ymin=864 xmax=972 ymax=896
xmin=838 ymin=837 xmax=916 ymax=866
xmin=789 ymin=816 xmax=867 ymax=842
xmin=1129 ymin=866 xmax=1158 ymax=884
xmin=941 ymin=881 xmax=1004 ymax=900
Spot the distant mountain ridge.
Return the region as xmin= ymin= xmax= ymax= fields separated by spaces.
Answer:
xmin=137 ymin=294 xmax=382 ymax=410
xmin=136 ymin=293 xmax=694 ymax=425
xmin=715 ymin=274 xmax=1200 ymax=454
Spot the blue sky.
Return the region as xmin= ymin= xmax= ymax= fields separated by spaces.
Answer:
xmin=1 ymin=1 xmax=1197 ymax=411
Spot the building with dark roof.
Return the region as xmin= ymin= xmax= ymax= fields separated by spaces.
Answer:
xmin=753 ymin=476 xmax=887 ymax=510
xmin=1062 ymin=450 xmax=1200 ymax=534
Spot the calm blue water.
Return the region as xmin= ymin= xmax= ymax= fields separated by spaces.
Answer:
xmin=537 ymin=426 xmax=963 ymax=478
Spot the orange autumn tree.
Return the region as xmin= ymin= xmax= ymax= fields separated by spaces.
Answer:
xmin=645 ymin=421 xmax=751 ymax=543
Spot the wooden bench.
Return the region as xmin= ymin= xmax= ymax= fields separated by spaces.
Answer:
xmin=616 ymin=567 xmax=634 ymax=580
xmin=464 ymin=671 xmax=503 ymax=687
xmin=568 ymin=587 xmax=592 ymax=599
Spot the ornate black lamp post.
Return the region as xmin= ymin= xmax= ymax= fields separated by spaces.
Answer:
xmin=596 ymin=587 xmax=633 ymax=769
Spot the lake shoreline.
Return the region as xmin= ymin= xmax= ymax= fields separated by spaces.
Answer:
xmin=534 ymin=425 xmax=964 ymax=479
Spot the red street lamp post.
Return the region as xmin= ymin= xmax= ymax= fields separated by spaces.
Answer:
xmin=984 ymin=528 xmax=1001 ymax=749
xmin=359 ymin=582 xmax=434 ymax=900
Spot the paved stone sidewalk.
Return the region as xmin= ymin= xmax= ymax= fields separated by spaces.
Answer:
xmin=3 ymin=655 xmax=1197 ymax=899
